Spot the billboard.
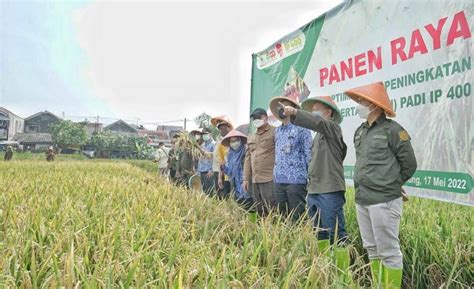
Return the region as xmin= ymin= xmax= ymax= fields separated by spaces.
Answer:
xmin=250 ymin=0 xmax=473 ymax=205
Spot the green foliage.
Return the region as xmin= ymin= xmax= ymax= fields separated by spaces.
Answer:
xmin=194 ymin=112 xmax=219 ymax=139
xmin=50 ymin=120 xmax=88 ymax=150
xmin=88 ymin=132 xmax=154 ymax=159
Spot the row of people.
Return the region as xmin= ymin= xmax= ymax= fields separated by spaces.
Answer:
xmin=166 ymin=81 xmax=417 ymax=288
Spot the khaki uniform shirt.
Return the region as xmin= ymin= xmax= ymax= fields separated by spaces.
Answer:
xmin=243 ymin=124 xmax=276 ymax=184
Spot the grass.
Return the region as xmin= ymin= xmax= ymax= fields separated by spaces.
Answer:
xmin=0 ymin=158 xmax=472 ymax=288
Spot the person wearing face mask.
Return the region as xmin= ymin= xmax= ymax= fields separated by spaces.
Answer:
xmin=196 ymin=127 xmax=216 ymax=195
xmin=168 ymin=134 xmax=180 ymax=184
xmin=279 ymin=96 xmax=349 ymax=271
xmin=175 ymin=132 xmax=195 ymax=188
xmin=269 ymin=96 xmax=312 ymax=221
xmin=220 ymin=130 xmax=252 ymax=207
xmin=345 ymin=82 xmax=417 ymax=289
xmin=190 ymin=129 xmax=203 ymax=145
xmin=243 ymin=108 xmax=277 ymax=216
xmin=211 ymin=116 xmax=233 ymax=199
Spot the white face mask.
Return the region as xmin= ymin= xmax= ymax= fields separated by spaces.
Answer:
xmin=356 ymin=104 xmax=373 ymax=119
xmin=312 ymin=110 xmax=323 ymax=117
xmin=195 ymin=135 xmax=201 ymax=140
xmin=230 ymin=140 xmax=241 ymax=150
xmin=202 ymin=134 xmax=210 ymax=141
xmin=252 ymin=119 xmax=265 ymax=128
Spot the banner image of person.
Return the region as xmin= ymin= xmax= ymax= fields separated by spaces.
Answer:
xmin=250 ymin=0 xmax=473 ymax=206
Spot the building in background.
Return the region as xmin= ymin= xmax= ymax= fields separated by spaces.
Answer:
xmin=104 ymin=119 xmax=139 ymax=134
xmin=24 ymin=111 xmax=61 ymax=133
xmin=11 ymin=111 xmax=61 ymax=150
xmin=0 ymin=107 xmax=24 ymax=141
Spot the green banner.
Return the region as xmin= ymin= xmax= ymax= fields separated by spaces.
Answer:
xmin=344 ymin=166 xmax=473 ymax=194
xmin=251 ymin=0 xmax=473 ymax=206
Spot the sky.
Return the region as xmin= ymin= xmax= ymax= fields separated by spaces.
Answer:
xmin=0 ymin=0 xmax=342 ymax=129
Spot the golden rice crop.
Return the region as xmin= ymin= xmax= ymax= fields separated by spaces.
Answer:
xmin=0 ymin=159 xmax=471 ymax=288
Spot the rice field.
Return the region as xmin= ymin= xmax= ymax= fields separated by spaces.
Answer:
xmin=0 ymin=157 xmax=472 ymax=288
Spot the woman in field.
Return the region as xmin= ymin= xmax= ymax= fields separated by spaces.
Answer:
xmin=220 ymin=129 xmax=252 ymax=209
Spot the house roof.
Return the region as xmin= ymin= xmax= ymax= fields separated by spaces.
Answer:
xmin=12 ymin=133 xmax=53 ymax=144
xmin=0 ymin=107 xmax=23 ymax=119
xmin=25 ymin=111 xmax=61 ymax=121
xmin=104 ymin=119 xmax=138 ymax=132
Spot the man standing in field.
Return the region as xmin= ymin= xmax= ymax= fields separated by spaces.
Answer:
xmin=345 ymin=82 xmax=417 ymax=289
xmin=46 ymin=146 xmax=55 ymax=162
xmin=154 ymin=142 xmax=169 ymax=176
xmin=279 ymin=96 xmax=349 ymax=273
xmin=4 ymin=146 xmax=13 ymax=161
xmin=175 ymin=133 xmax=195 ymax=188
xmin=269 ymin=96 xmax=312 ymax=221
xmin=211 ymin=116 xmax=233 ymax=199
xmin=243 ymin=108 xmax=276 ymax=216
xmin=168 ymin=135 xmax=180 ymax=184
xmin=197 ymin=128 xmax=216 ymax=195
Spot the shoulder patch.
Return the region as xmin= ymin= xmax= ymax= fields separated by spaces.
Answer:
xmin=399 ymin=130 xmax=410 ymax=141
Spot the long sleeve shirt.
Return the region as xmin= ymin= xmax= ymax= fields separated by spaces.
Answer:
xmin=291 ymin=109 xmax=347 ymax=194
xmin=353 ymin=114 xmax=417 ymax=205
xmin=243 ymin=124 xmax=275 ymax=184
xmin=197 ymin=139 xmax=215 ymax=173
xmin=274 ymin=122 xmax=312 ymax=184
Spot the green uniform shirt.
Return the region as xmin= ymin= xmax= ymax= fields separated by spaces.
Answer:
xmin=168 ymin=148 xmax=178 ymax=169
xmin=354 ymin=114 xmax=417 ymax=205
xmin=292 ymin=110 xmax=347 ymax=194
xmin=176 ymin=148 xmax=194 ymax=175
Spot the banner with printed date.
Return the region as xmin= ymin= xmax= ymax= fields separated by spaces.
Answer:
xmin=250 ymin=0 xmax=473 ymax=206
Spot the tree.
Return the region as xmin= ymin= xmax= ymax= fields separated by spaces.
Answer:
xmin=194 ymin=112 xmax=219 ymax=138
xmin=50 ymin=120 xmax=88 ymax=150
xmin=194 ymin=112 xmax=212 ymax=129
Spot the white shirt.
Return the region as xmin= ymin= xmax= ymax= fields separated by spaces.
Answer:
xmin=155 ymin=147 xmax=169 ymax=169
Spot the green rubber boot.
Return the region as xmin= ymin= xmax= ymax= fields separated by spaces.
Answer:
xmin=248 ymin=211 xmax=257 ymax=223
xmin=383 ymin=265 xmax=402 ymax=289
xmin=334 ymin=247 xmax=351 ymax=284
xmin=370 ymin=259 xmax=382 ymax=289
xmin=317 ymin=239 xmax=330 ymax=256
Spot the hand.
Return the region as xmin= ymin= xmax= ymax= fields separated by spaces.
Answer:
xmin=401 ymin=187 xmax=409 ymax=202
xmin=218 ymin=172 xmax=224 ymax=189
xmin=243 ymin=181 xmax=249 ymax=192
xmin=206 ymin=171 xmax=213 ymax=178
xmin=176 ymin=172 xmax=181 ymax=178
xmin=278 ymin=101 xmax=297 ymax=116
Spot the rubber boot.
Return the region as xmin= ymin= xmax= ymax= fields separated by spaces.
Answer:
xmin=248 ymin=211 xmax=257 ymax=223
xmin=370 ymin=259 xmax=382 ymax=289
xmin=317 ymin=239 xmax=330 ymax=256
xmin=383 ymin=265 xmax=402 ymax=289
xmin=334 ymin=247 xmax=351 ymax=284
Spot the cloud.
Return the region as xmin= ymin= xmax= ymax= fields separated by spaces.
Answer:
xmin=75 ymin=1 xmax=341 ymax=127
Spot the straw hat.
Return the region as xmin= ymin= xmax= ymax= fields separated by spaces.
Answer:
xmin=190 ymin=129 xmax=202 ymax=136
xmin=301 ymin=96 xmax=343 ymax=124
xmin=344 ymin=81 xmax=395 ymax=117
xmin=211 ymin=115 xmax=234 ymax=129
xmin=269 ymin=96 xmax=300 ymax=122
xmin=221 ymin=129 xmax=248 ymax=147
xmin=188 ymin=174 xmax=202 ymax=191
